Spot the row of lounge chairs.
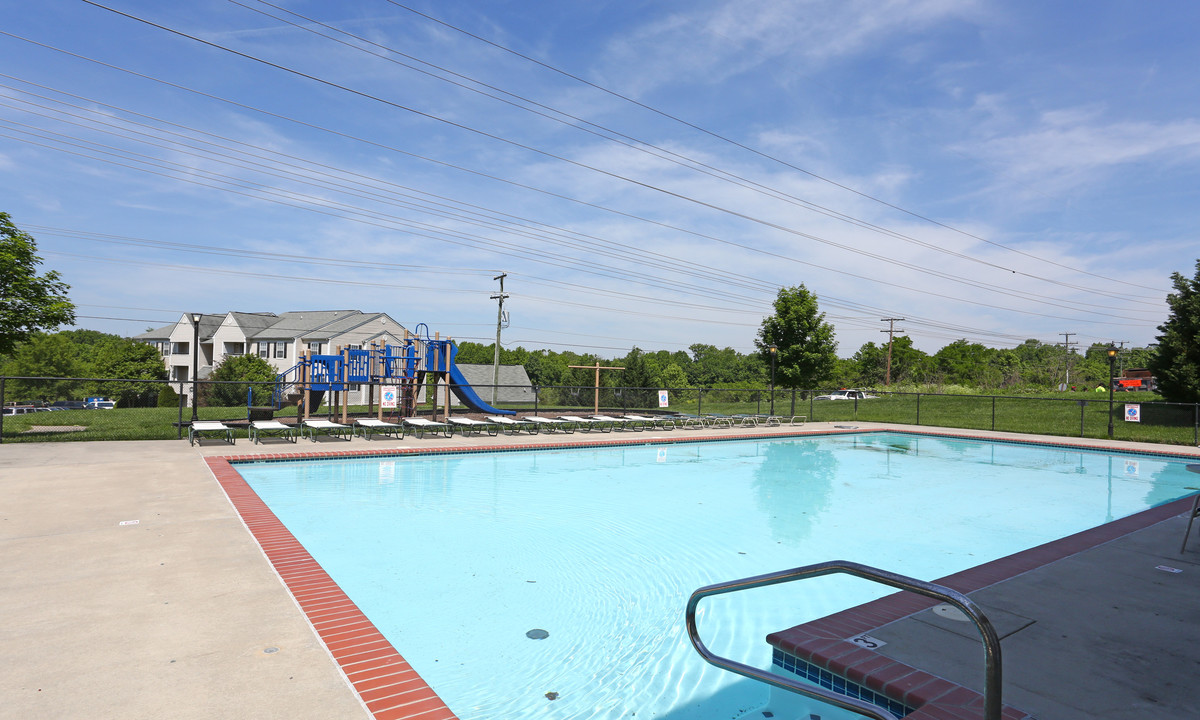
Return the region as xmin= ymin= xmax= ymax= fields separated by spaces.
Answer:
xmin=188 ymin=412 xmax=806 ymax=445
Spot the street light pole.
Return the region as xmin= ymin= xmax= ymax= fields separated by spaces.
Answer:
xmin=1107 ymin=344 xmax=1117 ymax=438
xmin=769 ymin=345 xmax=778 ymax=416
xmin=191 ymin=313 xmax=202 ymax=423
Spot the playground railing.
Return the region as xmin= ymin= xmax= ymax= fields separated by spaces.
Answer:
xmin=2 ymin=377 xmax=1198 ymax=446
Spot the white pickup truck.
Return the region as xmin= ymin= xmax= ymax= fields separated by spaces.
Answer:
xmin=814 ymin=389 xmax=877 ymax=401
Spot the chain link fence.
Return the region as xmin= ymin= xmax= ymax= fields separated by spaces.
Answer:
xmin=2 ymin=376 xmax=1197 ymax=446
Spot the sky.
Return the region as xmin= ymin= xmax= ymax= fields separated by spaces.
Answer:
xmin=2 ymin=0 xmax=1197 ymax=358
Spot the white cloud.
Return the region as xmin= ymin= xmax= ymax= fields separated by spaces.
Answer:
xmin=595 ymin=0 xmax=987 ymax=94
xmin=957 ymin=106 xmax=1200 ymax=196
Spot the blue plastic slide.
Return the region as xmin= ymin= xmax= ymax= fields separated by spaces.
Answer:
xmin=446 ymin=346 xmax=516 ymax=415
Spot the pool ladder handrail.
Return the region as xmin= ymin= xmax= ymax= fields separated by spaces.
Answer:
xmin=685 ymin=559 xmax=1003 ymax=720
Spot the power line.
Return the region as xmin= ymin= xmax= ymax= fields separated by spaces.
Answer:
xmin=381 ymin=0 xmax=1168 ymax=295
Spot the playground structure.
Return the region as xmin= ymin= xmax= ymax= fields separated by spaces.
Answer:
xmin=270 ymin=324 xmax=515 ymax=422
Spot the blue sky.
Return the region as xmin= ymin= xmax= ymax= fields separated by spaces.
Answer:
xmin=2 ymin=0 xmax=1196 ymax=357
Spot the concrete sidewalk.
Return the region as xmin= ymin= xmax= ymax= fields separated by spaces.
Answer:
xmin=0 ymin=440 xmax=368 ymax=719
xmin=871 ymin=513 xmax=1200 ymax=719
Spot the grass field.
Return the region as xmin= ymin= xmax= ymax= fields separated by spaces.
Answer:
xmin=2 ymin=390 xmax=1196 ymax=446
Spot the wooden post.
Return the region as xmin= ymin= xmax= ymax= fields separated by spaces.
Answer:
xmin=301 ymin=351 xmax=311 ymax=420
xmin=443 ymin=336 xmax=452 ymax=419
xmin=569 ymin=361 xmax=625 ymax=415
xmin=340 ymin=345 xmax=349 ymax=425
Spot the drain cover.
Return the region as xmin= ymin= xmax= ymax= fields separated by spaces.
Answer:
xmin=931 ymin=603 xmax=969 ymax=622
xmin=526 ymin=629 xmax=549 ymax=640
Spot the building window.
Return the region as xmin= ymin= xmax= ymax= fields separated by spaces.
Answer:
xmin=274 ymin=341 xmax=287 ymax=359
xmin=258 ymin=342 xmax=269 ymax=358
xmin=172 ymin=342 xmax=189 ymax=355
xmin=307 ymin=342 xmax=322 ymax=354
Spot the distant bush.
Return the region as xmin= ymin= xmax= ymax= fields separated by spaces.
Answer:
xmin=157 ymin=385 xmax=179 ymax=407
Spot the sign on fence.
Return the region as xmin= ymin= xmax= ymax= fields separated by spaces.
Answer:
xmin=381 ymin=387 xmax=398 ymax=409
xmin=658 ymin=390 xmax=669 ymax=408
xmin=1125 ymin=404 xmax=1141 ymax=423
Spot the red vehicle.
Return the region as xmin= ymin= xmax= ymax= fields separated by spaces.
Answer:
xmin=1114 ymin=369 xmax=1156 ymax=391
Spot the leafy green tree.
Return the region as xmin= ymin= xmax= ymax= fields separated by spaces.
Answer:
xmin=0 ymin=213 xmax=75 ymax=354
xmin=1149 ymin=260 xmax=1200 ymax=402
xmin=615 ymin=347 xmax=657 ymax=408
xmin=87 ymin=337 xmax=168 ymax=407
xmin=205 ymin=353 xmax=277 ymax=407
xmin=932 ymin=339 xmax=1001 ymax=388
xmin=756 ymin=285 xmax=838 ymax=390
xmin=0 ymin=332 xmax=84 ymax=400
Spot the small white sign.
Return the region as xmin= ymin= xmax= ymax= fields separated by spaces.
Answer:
xmin=1124 ymin=459 xmax=1140 ymax=477
xmin=656 ymin=448 xmax=667 ymax=463
xmin=381 ymin=387 xmax=398 ymax=409
xmin=658 ymin=390 xmax=669 ymax=408
xmin=848 ymin=633 xmax=886 ymax=650
xmin=119 ymin=520 xmax=139 ymax=526
xmin=1124 ymin=404 xmax=1140 ymax=423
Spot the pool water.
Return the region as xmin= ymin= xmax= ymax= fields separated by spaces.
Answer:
xmin=235 ymin=433 xmax=1199 ymax=719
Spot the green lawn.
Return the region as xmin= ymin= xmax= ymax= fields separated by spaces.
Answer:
xmin=2 ymin=391 xmax=1195 ymax=446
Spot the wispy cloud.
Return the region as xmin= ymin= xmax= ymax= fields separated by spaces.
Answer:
xmin=957 ymin=105 xmax=1200 ymax=197
xmin=596 ymin=0 xmax=986 ymax=94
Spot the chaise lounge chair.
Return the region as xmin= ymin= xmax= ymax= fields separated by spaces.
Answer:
xmin=487 ymin=416 xmax=539 ymax=435
xmin=189 ymin=420 xmax=234 ymax=446
xmin=447 ymin=417 xmax=498 ymax=437
xmin=558 ymin=415 xmax=613 ymax=432
xmin=403 ymin=417 xmax=452 ymax=438
xmin=302 ymin=419 xmax=352 ymax=441
xmin=621 ymin=414 xmax=675 ymax=430
xmin=354 ymin=418 xmax=404 ymax=440
xmin=591 ymin=414 xmax=640 ymax=430
xmin=249 ymin=419 xmax=296 ymax=444
xmin=523 ymin=416 xmax=575 ymax=433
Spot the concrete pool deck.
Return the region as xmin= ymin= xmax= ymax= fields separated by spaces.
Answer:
xmin=2 ymin=421 xmax=1199 ymax=719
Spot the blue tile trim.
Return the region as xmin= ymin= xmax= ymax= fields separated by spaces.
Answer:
xmin=772 ymin=648 xmax=914 ymax=718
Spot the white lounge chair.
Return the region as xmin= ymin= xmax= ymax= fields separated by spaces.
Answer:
xmin=523 ymin=416 xmax=574 ymax=433
xmin=622 ymin=414 xmax=675 ymax=430
xmin=354 ymin=418 xmax=404 ymax=440
xmin=249 ymin=419 xmax=296 ymax=444
xmin=302 ymin=419 xmax=352 ymax=441
xmin=189 ymin=420 xmax=234 ymax=446
xmin=558 ymin=415 xmax=612 ymax=432
xmin=447 ymin=417 xmax=498 ymax=437
xmin=487 ymin=416 xmax=538 ymax=435
xmin=592 ymin=414 xmax=639 ymax=430
xmin=403 ymin=417 xmax=452 ymax=438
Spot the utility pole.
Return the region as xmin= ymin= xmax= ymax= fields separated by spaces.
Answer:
xmin=1059 ymin=332 xmax=1077 ymax=388
xmin=880 ymin=318 xmax=905 ymax=386
xmin=1114 ymin=340 xmax=1130 ymax=376
xmin=490 ymin=273 xmax=509 ymax=406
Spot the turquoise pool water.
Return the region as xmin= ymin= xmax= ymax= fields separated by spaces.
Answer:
xmin=235 ymin=433 xmax=1199 ymax=719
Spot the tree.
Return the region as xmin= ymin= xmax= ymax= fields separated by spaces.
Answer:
xmin=0 ymin=213 xmax=75 ymax=354
xmin=755 ymin=285 xmax=838 ymax=389
xmin=87 ymin=337 xmax=168 ymax=407
xmin=0 ymin=332 xmax=84 ymax=400
xmin=1149 ymin=260 xmax=1200 ymax=402
xmin=205 ymin=353 xmax=278 ymax=407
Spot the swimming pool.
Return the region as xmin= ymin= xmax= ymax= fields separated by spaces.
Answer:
xmin=231 ymin=432 xmax=1200 ymax=719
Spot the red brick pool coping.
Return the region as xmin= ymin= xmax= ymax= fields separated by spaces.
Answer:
xmin=204 ymin=428 xmax=1200 ymax=720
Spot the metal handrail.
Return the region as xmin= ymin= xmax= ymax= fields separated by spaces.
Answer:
xmin=685 ymin=560 xmax=1003 ymax=720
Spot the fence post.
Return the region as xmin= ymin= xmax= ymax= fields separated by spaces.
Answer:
xmin=177 ymin=381 xmax=185 ymax=439
xmin=698 ymin=388 xmax=703 ymax=416
xmin=916 ymin=393 xmax=921 ymax=425
xmin=991 ymin=395 xmax=996 ymax=432
xmin=1079 ymin=400 xmax=1086 ymax=437
xmin=534 ymin=386 xmax=539 ymax=416
xmin=791 ymin=389 xmax=796 ymax=416
xmin=1194 ymin=403 xmax=1198 ymax=447
xmin=0 ymin=377 xmax=5 ymax=444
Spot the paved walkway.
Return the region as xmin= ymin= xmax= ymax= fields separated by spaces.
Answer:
xmin=1 ymin=423 xmax=1198 ymax=719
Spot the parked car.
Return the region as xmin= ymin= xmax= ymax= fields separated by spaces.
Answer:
xmin=814 ymin=389 xmax=878 ymax=401
xmin=85 ymin=400 xmax=117 ymax=410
